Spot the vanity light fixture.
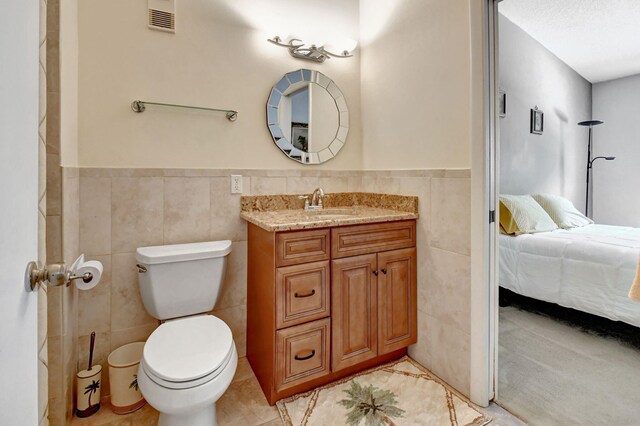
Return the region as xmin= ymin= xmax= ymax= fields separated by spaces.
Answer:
xmin=267 ymin=36 xmax=354 ymax=63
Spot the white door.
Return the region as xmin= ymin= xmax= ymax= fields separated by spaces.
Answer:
xmin=0 ymin=2 xmax=41 ymax=424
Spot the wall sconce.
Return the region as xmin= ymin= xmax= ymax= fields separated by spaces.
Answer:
xmin=267 ymin=35 xmax=356 ymax=63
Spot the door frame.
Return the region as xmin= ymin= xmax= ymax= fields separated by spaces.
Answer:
xmin=469 ymin=0 xmax=501 ymax=406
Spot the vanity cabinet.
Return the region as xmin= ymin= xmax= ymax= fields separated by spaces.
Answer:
xmin=247 ymin=219 xmax=417 ymax=405
xmin=332 ymin=247 xmax=417 ymax=371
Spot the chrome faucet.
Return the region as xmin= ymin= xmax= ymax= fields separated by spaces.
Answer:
xmin=310 ymin=187 xmax=325 ymax=209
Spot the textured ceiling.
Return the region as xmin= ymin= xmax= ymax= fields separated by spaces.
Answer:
xmin=499 ymin=0 xmax=640 ymax=83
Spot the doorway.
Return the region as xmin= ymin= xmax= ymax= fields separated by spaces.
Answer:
xmin=485 ymin=1 xmax=640 ymax=424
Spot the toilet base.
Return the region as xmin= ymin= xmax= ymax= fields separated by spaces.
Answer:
xmin=158 ymin=404 xmax=217 ymax=426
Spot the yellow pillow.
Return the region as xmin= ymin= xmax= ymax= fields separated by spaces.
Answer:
xmin=499 ymin=194 xmax=558 ymax=235
xmin=499 ymin=201 xmax=520 ymax=235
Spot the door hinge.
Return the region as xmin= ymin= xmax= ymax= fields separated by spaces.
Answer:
xmin=489 ymin=210 xmax=496 ymax=223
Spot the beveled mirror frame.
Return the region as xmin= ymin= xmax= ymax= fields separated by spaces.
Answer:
xmin=266 ymin=69 xmax=349 ymax=164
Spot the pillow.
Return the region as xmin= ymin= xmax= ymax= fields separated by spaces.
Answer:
xmin=499 ymin=194 xmax=558 ymax=235
xmin=532 ymin=194 xmax=593 ymax=229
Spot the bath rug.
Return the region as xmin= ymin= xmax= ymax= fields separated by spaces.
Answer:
xmin=276 ymin=356 xmax=491 ymax=426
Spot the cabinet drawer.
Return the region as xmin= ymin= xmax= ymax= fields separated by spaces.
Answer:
xmin=275 ymin=319 xmax=330 ymax=392
xmin=276 ymin=229 xmax=330 ymax=267
xmin=276 ymin=261 xmax=330 ymax=329
xmin=331 ymin=220 xmax=416 ymax=259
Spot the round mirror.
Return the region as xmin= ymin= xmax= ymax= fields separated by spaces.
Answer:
xmin=267 ymin=69 xmax=349 ymax=164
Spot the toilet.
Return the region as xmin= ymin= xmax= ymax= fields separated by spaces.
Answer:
xmin=134 ymin=240 xmax=237 ymax=426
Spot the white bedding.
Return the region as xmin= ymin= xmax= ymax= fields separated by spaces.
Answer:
xmin=500 ymin=224 xmax=640 ymax=327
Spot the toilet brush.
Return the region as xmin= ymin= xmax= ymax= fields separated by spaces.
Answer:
xmin=76 ymin=331 xmax=102 ymax=418
xmin=88 ymin=332 xmax=95 ymax=371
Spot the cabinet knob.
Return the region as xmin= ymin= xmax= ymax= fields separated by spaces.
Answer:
xmin=372 ymin=270 xmax=379 ymax=276
xmin=381 ymin=268 xmax=387 ymax=275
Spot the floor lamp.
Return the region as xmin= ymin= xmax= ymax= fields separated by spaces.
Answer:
xmin=578 ymin=120 xmax=615 ymax=218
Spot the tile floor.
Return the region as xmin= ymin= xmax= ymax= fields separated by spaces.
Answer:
xmin=70 ymin=357 xmax=524 ymax=426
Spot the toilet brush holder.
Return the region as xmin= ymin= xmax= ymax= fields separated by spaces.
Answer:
xmin=76 ymin=365 xmax=102 ymax=418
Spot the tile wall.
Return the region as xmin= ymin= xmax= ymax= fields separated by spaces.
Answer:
xmin=73 ymin=167 xmax=472 ymax=399
xmin=46 ymin=1 xmax=81 ymax=424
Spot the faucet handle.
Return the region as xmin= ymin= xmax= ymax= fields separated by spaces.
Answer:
xmin=298 ymin=195 xmax=310 ymax=210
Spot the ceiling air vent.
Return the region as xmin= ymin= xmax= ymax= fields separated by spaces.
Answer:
xmin=148 ymin=0 xmax=176 ymax=33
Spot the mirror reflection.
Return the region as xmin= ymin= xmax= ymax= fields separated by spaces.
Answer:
xmin=267 ymin=69 xmax=349 ymax=164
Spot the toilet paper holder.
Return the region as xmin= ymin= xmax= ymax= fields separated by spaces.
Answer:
xmin=24 ymin=260 xmax=93 ymax=292
xmin=25 ymin=261 xmax=92 ymax=292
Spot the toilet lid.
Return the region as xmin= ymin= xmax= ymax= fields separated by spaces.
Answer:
xmin=143 ymin=315 xmax=233 ymax=383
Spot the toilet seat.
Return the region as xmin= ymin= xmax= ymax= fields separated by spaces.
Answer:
xmin=142 ymin=315 xmax=234 ymax=390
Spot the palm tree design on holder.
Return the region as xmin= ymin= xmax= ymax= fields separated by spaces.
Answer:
xmin=77 ymin=379 xmax=101 ymax=417
xmin=129 ymin=374 xmax=139 ymax=392
xmin=338 ymin=381 xmax=405 ymax=426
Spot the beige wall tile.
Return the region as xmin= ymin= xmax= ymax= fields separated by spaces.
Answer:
xmin=210 ymin=177 xmax=247 ymax=242
xmin=61 ymin=285 xmax=76 ymax=347
xmin=46 ymin=214 xmax=62 ymax=262
xmin=46 ymin=155 xmax=61 ymax=215
xmin=38 ymin=212 xmax=47 ymax=263
xmin=46 ymin=92 xmax=60 ymax=153
xmin=213 ymin=305 xmax=247 ymax=357
xmin=215 ymin=241 xmax=247 ymax=311
xmin=79 ymin=177 xmax=111 ymax=256
xmin=347 ymin=176 xmax=363 ymax=191
xmin=47 ymin=336 xmax=63 ymax=404
xmin=47 ymin=286 xmax=62 ymax=338
xmin=163 ymin=177 xmax=210 ymax=244
xmin=250 ymin=176 xmax=286 ymax=195
xmin=38 ymin=286 xmax=48 ymax=351
xmin=77 ymin=255 xmax=111 ymax=336
xmin=317 ymin=176 xmax=349 ymax=193
xmin=425 ymin=248 xmax=471 ymax=334
xmin=408 ymin=309 xmax=432 ymax=370
xmin=62 ymin=174 xmax=79 ymax=264
xmin=430 ymin=177 xmax=470 ymax=255
xmin=110 ymin=323 xmax=158 ymax=351
xmin=111 ymin=177 xmax=163 ymax=254
xmin=426 ymin=314 xmax=471 ymax=396
xmin=111 ymin=253 xmax=157 ymax=331
xmin=38 ymin=356 xmax=48 ymax=425
xmin=285 ymin=176 xmax=319 ymax=195
xmin=39 ymin=141 xmax=47 ymax=203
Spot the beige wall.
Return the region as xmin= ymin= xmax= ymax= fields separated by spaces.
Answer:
xmin=59 ymin=0 xmax=78 ymax=166
xmin=359 ymin=0 xmax=473 ymax=169
xmin=75 ymin=0 xmax=362 ymax=169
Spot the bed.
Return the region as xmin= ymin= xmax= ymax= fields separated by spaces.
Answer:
xmin=500 ymin=224 xmax=640 ymax=327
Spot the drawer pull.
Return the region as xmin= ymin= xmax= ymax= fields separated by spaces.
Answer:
xmin=294 ymin=350 xmax=316 ymax=361
xmin=381 ymin=268 xmax=387 ymax=274
xmin=294 ymin=289 xmax=316 ymax=298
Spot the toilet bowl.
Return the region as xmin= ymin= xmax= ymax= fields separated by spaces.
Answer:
xmin=137 ymin=315 xmax=237 ymax=426
xmin=134 ymin=240 xmax=236 ymax=426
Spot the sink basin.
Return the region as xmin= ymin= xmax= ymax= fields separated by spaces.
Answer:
xmin=304 ymin=208 xmax=359 ymax=219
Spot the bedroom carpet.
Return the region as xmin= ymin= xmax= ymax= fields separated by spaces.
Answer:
xmin=498 ymin=306 xmax=640 ymax=426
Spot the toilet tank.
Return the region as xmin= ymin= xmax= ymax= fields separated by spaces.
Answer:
xmin=135 ymin=241 xmax=232 ymax=320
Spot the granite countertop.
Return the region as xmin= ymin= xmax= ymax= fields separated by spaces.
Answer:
xmin=240 ymin=192 xmax=419 ymax=232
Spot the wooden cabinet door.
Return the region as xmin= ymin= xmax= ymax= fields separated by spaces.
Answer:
xmin=331 ymin=254 xmax=378 ymax=371
xmin=377 ymin=248 xmax=417 ymax=354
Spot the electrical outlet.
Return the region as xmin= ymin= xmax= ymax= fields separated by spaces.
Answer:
xmin=230 ymin=175 xmax=243 ymax=194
